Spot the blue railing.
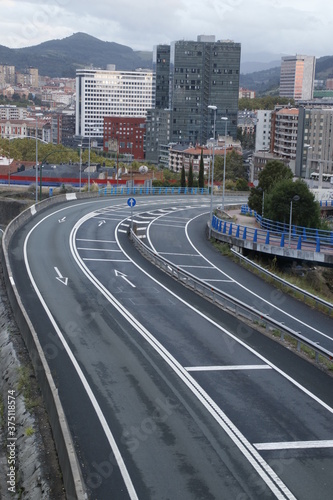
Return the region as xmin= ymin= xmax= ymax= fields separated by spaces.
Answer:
xmin=212 ymin=209 xmax=333 ymax=252
xmin=98 ymin=186 xmax=209 ymax=196
xmin=239 ymin=205 xmax=333 ymax=248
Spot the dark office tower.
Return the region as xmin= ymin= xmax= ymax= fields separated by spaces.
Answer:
xmin=153 ymin=44 xmax=171 ymax=109
xmin=170 ymin=35 xmax=241 ymax=145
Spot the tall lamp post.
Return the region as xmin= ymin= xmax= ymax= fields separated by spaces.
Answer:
xmin=208 ymin=105 xmax=217 ymax=238
xmin=35 ymin=113 xmax=43 ymax=203
xmin=78 ymin=141 xmax=82 ymax=191
xmin=221 ymin=117 xmax=228 ymax=210
xmin=88 ymin=132 xmax=91 ymax=192
xmin=288 ymin=195 xmax=300 ymax=248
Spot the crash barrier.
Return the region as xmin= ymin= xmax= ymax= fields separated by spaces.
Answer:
xmin=98 ymin=186 xmax=210 ymax=196
xmin=230 ymin=248 xmax=333 ymax=316
xmin=130 ymin=229 xmax=333 ymax=365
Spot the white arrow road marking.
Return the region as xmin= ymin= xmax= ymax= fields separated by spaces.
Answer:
xmin=114 ymin=270 xmax=136 ymax=288
xmin=54 ymin=267 xmax=68 ymax=286
xmin=98 ymin=220 xmax=106 ymax=227
xmin=58 ymin=216 xmax=66 ymax=223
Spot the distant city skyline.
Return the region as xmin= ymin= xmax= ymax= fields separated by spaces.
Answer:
xmin=1 ymin=0 xmax=333 ymax=60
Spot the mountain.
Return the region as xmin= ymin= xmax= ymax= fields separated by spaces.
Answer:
xmin=0 ymin=33 xmax=153 ymax=77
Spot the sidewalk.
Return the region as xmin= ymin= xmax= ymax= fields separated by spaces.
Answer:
xmin=224 ymin=208 xmax=259 ymax=228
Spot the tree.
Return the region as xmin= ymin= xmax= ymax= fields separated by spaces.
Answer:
xmin=248 ymin=159 xmax=293 ymax=214
xmin=188 ymin=160 xmax=194 ymax=188
xmin=214 ymin=150 xmax=246 ymax=182
xmin=198 ymin=149 xmax=204 ymax=188
xmin=265 ymin=179 xmax=321 ymax=228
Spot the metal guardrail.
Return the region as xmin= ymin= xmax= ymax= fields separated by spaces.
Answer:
xmin=230 ymin=247 xmax=333 ymax=316
xmin=98 ymin=186 xmax=210 ymax=196
xmin=130 ymin=230 xmax=333 ymax=365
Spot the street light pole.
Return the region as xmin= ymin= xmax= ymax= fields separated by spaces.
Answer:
xmin=35 ymin=113 xmax=43 ymax=203
xmin=221 ymin=117 xmax=228 ymax=210
xmin=288 ymin=195 xmax=300 ymax=248
xmin=208 ymin=105 xmax=217 ymax=238
xmin=79 ymin=142 xmax=82 ymax=191
xmin=88 ymin=133 xmax=91 ymax=192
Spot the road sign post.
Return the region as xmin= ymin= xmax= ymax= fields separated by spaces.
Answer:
xmin=127 ymin=197 xmax=136 ymax=232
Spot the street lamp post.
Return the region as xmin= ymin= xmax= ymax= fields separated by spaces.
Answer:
xmin=208 ymin=105 xmax=217 ymax=238
xmin=78 ymin=142 xmax=82 ymax=190
xmin=221 ymin=117 xmax=228 ymax=210
xmin=88 ymin=133 xmax=91 ymax=192
xmin=288 ymin=195 xmax=300 ymax=248
xmin=35 ymin=113 xmax=43 ymax=203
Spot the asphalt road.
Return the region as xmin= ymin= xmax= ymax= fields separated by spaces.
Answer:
xmin=8 ymin=195 xmax=333 ymax=500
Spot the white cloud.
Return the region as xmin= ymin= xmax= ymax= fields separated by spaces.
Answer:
xmin=0 ymin=0 xmax=332 ymax=59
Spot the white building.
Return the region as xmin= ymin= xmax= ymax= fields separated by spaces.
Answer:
xmin=279 ymin=55 xmax=316 ymax=101
xmin=255 ymin=110 xmax=272 ymax=152
xmin=75 ymin=67 xmax=155 ymax=140
xmin=0 ymin=105 xmax=27 ymax=120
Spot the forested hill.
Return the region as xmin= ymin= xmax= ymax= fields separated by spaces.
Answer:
xmin=0 ymin=32 xmax=153 ymax=77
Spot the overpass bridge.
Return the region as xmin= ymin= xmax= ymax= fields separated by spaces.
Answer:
xmin=210 ymin=205 xmax=333 ymax=266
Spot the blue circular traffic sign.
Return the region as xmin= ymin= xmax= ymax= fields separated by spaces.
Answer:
xmin=127 ymin=197 xmax=136 ymax=207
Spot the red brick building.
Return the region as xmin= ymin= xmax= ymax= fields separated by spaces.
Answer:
xmin=103 ymin=117 xmax=146 ymax=160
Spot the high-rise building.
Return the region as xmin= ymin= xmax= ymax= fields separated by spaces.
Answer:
xmin=75 ymin=67 xmax=154 ymax=142
xmin=279 ymin=55 xmax=316 ymax=101
xmin=170 ymin=35 xmax=241 ymax=144
xmin=146 ymin=35 xmax=241 ymax=164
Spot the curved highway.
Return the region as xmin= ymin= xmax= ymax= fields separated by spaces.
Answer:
xmin=8 ymin=195 xmax=333 ymax=500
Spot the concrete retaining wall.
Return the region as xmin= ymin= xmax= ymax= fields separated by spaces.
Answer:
xmin=2 ymin=194 xmax=89 ymax=500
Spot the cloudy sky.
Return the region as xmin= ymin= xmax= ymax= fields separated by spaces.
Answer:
xmin=1 ymin=0 xmax=332 ymax=61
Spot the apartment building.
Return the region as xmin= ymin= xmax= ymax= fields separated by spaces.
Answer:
xmin=271 ymin=108 xmax=299 ymax=173
xmin=103 ymin=116 xmax=146 ymax=160
xmin=296 ymin=107 xmax=333 ymax=178
xmin=279 ymin=55 xmax=315 ymax=101
xmin=75 ymin=66 xmax=154 ymax=142
xmin=255 ymin=110 xmax=272 ymax=152
xmin=0 ymin=105 xmax=27 ymax=120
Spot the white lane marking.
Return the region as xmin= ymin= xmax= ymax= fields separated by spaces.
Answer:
xmin=70 ymin=212 xmax=297 ymax=500
xmin=77 ymin=248 xmax=122 ymax=252
xmin=254 ymin=440 xmax=333 ymax=451
xmin=153 ymin=223 xmax=185 ymax=228
xmin=115 ymin=270 xmax=136 ymax=288
xmin=9 ymin=276 xmax=15 ymax=286
xmin=83 ymin=258 xmax=131 ymax=262
xmin=58 ymin=216 xmax=66 ymax=223
xmin=118 ymin=229 xmax=128 ymax=233
xmin=54 ymin=266 xmax=68 ymax=286
xmin=77 ymin=238 xmax=117 ymax=243
xmin=184 ymin=213 xmax=333 ymax=343
xmin=24 ymin=208 xmax=139 ymax=500
xmin=185 ymin=365 xmax=272 ymax=372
